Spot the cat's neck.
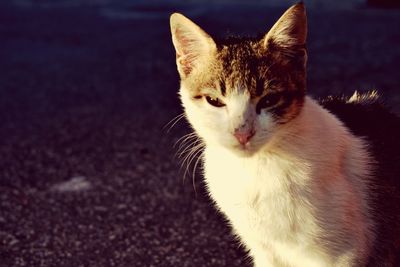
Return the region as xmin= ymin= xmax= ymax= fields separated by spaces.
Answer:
xmin=259 ymin=97 xmax=351 ymax=160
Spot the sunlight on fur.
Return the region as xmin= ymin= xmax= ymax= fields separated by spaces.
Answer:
xmin=169 ymin=3 xmax=399 ymax=266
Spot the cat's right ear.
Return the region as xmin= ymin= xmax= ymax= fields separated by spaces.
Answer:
xmin=170 ymin=13 xmax=216 ymax=78
xmin=262 ymin=3 xmax=307 ymax=56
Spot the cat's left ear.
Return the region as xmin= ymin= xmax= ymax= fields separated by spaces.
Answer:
xmin=262 ymin=3 xmax=307 ymax=54
xmin=170 ymin=13 xmax=216 ymax=78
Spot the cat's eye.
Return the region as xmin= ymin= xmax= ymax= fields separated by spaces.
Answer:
xmin=205 ymin=96 xmax=225 ymax=107
xmin=256 ymin=94 xmax=281 ymax=113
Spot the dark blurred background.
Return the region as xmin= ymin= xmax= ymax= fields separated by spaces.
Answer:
xmin=0 ymin=1 xmax=399 ymax=266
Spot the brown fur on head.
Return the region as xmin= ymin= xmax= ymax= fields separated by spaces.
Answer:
xmin=170 ymin=3 xmax=307 ymax=123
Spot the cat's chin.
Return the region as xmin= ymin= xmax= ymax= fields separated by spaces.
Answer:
xmin=230 ymin=144 xmax=259 ymax=157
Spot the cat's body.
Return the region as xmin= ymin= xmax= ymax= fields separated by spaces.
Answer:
xmin=203 ymin=96 xmax=373 ymax=266
xmin=170 ymin=3 xmax=400 ymax=266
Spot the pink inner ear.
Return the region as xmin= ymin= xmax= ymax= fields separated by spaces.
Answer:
xmin=175 ymin=28 xmax=199 ymax=76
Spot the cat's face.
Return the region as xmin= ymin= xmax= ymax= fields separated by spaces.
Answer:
xmin=171 ymin=3 xmax=307 ymax=156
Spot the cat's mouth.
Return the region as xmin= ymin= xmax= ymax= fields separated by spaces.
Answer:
xmin=233 ymin=141 xmax=258 ymax=157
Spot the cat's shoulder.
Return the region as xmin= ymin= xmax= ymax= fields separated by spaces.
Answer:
xmin=320 ymin=91 xmax=400 ymax=265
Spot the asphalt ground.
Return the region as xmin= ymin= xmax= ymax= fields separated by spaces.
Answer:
xmin=0 ymin=2 xmax=400 ymax=267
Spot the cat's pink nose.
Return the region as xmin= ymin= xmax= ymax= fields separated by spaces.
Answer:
xmin=234 ymin=130 xmax=255 ymax=145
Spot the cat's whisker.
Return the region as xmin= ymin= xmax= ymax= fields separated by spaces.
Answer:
xmin=180 ymin=142 xmax=205 ymax=182
xmin=191 ymin=149 xmax=205 ymax=195
xmin=176 ymin=135 xmax=202 ymax=156
xmin=187 ymin=144 xmax=204 ymax=177
xmin=177 ymin=139 xmax=202 ymax=157
xmin=180 ymin=142 xmax=203 ymax=169
xmin=163 ymin=113 xmax=186 ymax=133
xmin=182 ymin=146 xmax=199 ymax=176
xmin=183 ymin=144 xmax=205 ymax=191
xmin=174 ymin=132 xmax=197 ymax=149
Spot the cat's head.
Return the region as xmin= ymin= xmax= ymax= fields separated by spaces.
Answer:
xmin=170 ymin=3 xmax=307 ymax=156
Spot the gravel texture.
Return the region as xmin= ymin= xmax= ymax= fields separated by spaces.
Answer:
xmin=0 ymin=2 xmax=399 ymax=267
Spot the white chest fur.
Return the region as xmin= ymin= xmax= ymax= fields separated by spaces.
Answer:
xmin=204 ymin=147 xmax=326 ymax=266
xmin=204 ymin=147 xmax=309 ymax=239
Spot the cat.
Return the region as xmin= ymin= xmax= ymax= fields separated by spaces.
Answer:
xmin=170 ymin=3 xmax=400 ymax=266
